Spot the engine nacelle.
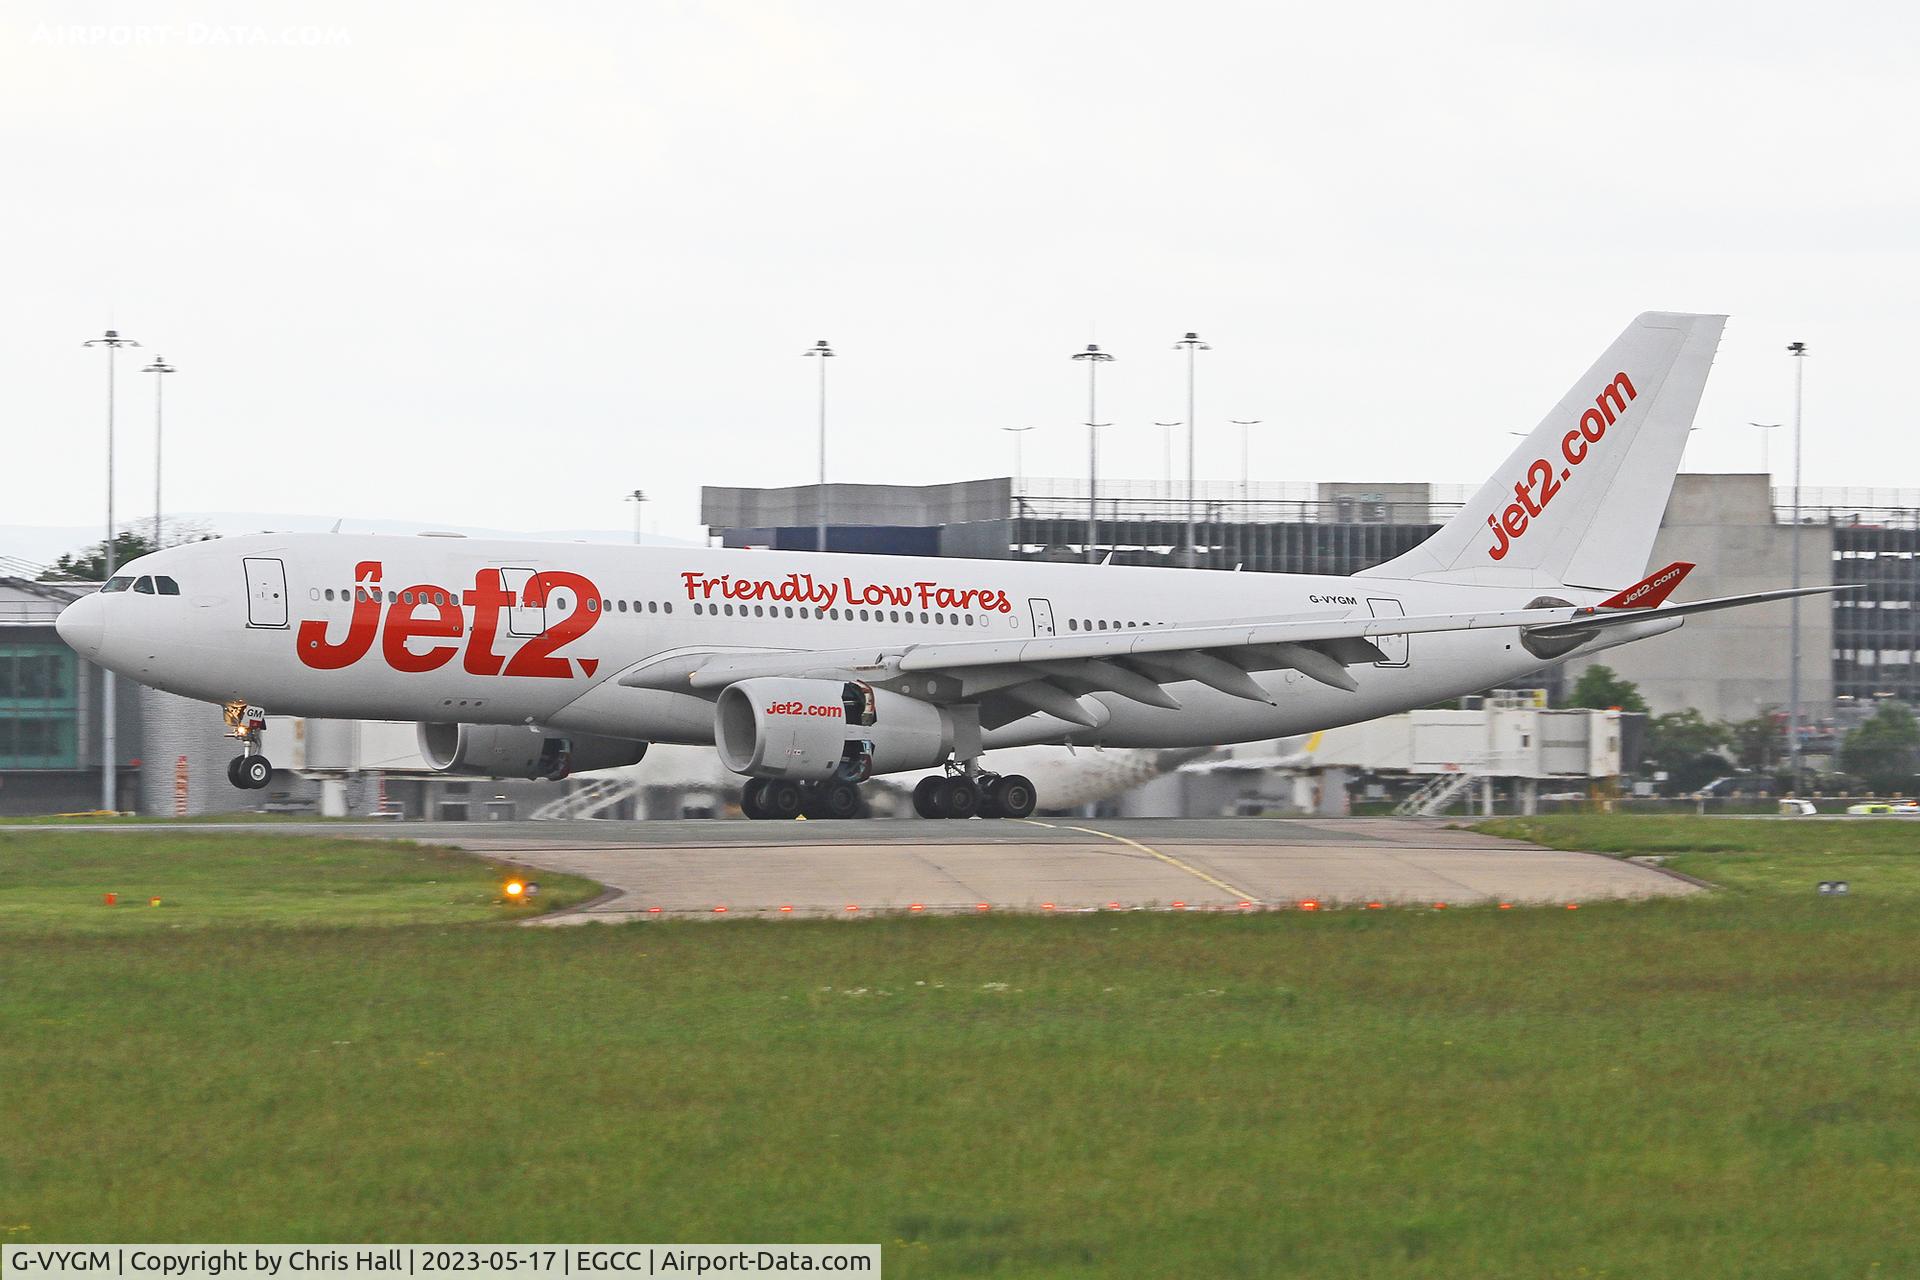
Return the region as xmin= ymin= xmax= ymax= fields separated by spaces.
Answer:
xmin=417 ymin=723 xmax=648 ymax=781
xmin=714 ymin=677 xmax=952 ymax=781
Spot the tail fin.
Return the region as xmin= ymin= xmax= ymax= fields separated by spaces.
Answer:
xmin=1359 ymin=312 xmax=1725 ymax=591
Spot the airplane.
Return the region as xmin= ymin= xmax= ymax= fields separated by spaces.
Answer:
xmin=56 ymin=312 xmax=1838 ymax=820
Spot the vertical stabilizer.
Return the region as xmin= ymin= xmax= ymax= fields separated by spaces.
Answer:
xmin=1358 ymin=312 xmax=1725 ymax=592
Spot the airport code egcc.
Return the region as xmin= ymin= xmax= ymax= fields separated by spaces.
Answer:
xmin=1 ymin=1248 xmax=880 ymax=1278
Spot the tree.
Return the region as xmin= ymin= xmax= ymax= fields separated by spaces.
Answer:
xmin=37 ymin=518 xmax=211 ymax=582
xmin=1838 ymin=703 xmax=1920 ymax=796
xmin=41 ymin=531 xmax=155 ymax=582
xmin=1566 ymin=664 xmax=1649 ymax=714
xmin=1726 ymin=713 xmax=1783 ymax=774
xmin=1645 ymin=708 xmax=1733 ymax=794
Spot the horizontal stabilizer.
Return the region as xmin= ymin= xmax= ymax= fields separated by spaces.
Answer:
xmin=1600 ymin=561 xmax=1695 ymax=609
xmin=1525 ymin=584 xmax=1853 ymax=639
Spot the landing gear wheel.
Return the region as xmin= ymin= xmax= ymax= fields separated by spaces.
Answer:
xmin=913 ymin=776 xmax=948 ymax=819
xmin=764 ymin=779 xmax=805 ymax=820
xmin=816 ymin=779 xmax=862 ymax=820
xmin=239 ymin=756 xmax=273 ymax=790
xmin=740 ymin=778 xmax=771 ymax=820
xmin=993 ymin=774 xmax=1037 ymax=819
xmin=227 ymin=756 xmax=247 ymax=789
xmin=942 ymin=776 xmax=980 ymax=819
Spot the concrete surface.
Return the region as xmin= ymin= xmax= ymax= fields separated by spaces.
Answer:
xmin=404 ymin=816 xmax=1702 ymax=921
xmin=36 ymin=816 xmax=1702 ymax=920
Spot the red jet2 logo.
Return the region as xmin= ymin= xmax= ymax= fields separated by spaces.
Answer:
xmin=296 ymin=563 xmax=603 ymax=678
xmin=1487 ymin=371 xmax=1636 ymax=562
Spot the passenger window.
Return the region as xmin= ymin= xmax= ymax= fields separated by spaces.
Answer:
xmin=586 ymin=598 xmax=599 ymax=613
xmin=324 ymin=589 xmax=335 ymax=602
xmin=663 ymin=603 xmax=672 ymax=614
xmin=647 ymin=601 xmax=658 ymax=614
xmin=133 ymin=577 xmax=155 ymax=594
xmin=1068 ymin=619 xmax=1078 ymax=631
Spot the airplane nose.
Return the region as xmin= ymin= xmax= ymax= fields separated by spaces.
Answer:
xmin=56 ymin=593 xmax=105 ymax=658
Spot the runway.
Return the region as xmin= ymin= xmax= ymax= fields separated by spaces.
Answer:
xmin=363 ymin=816 xmax=1703 ymax=922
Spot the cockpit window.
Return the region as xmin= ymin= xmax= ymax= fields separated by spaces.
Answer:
xmin=156 ymin=576 xmax=180 ymax=596
xmin=101 ymin=576 xmax=133 ymax=593
xmin=133 ymin=576 xmax=156 ymax=594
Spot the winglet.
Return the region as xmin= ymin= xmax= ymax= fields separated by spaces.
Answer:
xmin=1600 ymin=561 xmax=1695 ymax=609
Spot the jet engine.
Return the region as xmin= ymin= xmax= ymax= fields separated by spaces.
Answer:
xmin=714 ymin=677 xmax=952 ymax=781
xmin=417 ymin=722 xmax=648 ymax=781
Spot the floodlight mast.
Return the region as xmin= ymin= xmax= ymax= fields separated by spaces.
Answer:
xmin=82 ymin=327 xmax=141 ymax=812
xmin=802 ymin=339 xmax=835 ymax=552
xmin=1071 ymin=344 xmax=1114 ymax=563
xmin=1174 ymin=332 xmax=1210 ymax=565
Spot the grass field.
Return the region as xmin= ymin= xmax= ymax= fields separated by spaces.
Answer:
xmin=3 ymin=820 xmax=1918 ymax=1277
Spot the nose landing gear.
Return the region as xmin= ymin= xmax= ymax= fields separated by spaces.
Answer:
xmin=223 ymin=700 xmax=274 ymax=791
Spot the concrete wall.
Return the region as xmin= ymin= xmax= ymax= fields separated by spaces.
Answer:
xmin=1562 ymin=473 xmax=1833 ymax=722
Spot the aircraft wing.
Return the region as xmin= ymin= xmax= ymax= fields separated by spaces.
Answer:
xmin=619 ymin=586 xmax=1845 ymax=730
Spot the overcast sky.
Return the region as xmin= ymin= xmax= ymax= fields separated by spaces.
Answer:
xmin=5 ymin=0 xmax=1915 ymax=548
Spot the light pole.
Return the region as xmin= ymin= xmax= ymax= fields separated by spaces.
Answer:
xmin=1174 ymin=332 xmax=1210 ymax=566
xmin=625 ymin=489 xmax=647 ymax=545
xmin=802 ymin=339 xmax=834 ymax=552
xmin=1000 ymin=426 xmax=1034 ymax=492
xmin=82 ymin=327 xmax=139 ymax=813
xmin=1154 ymin=422 xmax=1181 ymax=501
xmin=1071 ymin=343 xmax=1114 ymax=563
xmin=1748 ymin=422 xmax=1781 ymax=477
xmin=142 ymin=355 xmax=175 ymax=549
xmin=1231 ymin=419 xmax=1261 ymax=501
xmin=1787 ymin=341 xmax=1809 ymax=794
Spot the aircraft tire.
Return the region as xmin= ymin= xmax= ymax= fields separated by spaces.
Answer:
xmin=943 ymin=776 xmax=980 ymax=819
xmin=994 ymin=774 xmax=1037 ymax=819
xmin=817 ymin=779 xmax=862 ymax=820
xmin=227 ymin=756 xmax=247 ymax=790
xmin=764 ymin=779 xmax=805 ymax=820
xmin=240 ymin=756 xmax=273 ymax=789
xmin=912 ymin=776 xmax=947 ymax=819
xmin=740 ymin=778 xmax=770 ymax=819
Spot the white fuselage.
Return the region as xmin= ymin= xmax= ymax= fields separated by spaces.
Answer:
xmin=61 ymin=532 xmax=1639 ymax=760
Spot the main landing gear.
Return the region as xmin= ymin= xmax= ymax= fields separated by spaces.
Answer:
xmin=912 ymin=766 xmax=1036 ymax=820
xmin=741 ymin=777 xmax=867 ymax=821
xmin=223 ymin=700 xmax=274 ymax=791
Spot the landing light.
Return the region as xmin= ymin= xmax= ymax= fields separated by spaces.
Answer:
xmin=504 ymin=879 xmax=526 ymax=900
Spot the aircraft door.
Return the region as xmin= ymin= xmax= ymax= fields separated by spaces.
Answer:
xmin=1366 ymin=597 xmax=1410 ymax=667
xmin=243 ymin=558 xmax=289 ymax=628
xmin=499 ymin=567 xmax=544 ymax=637
xmin=1028 ymin=598 xmax=1056 ymax=637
